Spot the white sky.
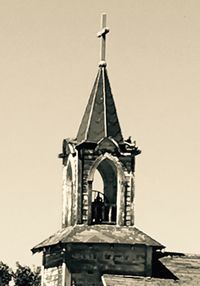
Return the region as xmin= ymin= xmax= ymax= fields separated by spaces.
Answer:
xmin=0 ymin=0 xmax=200 ymax=267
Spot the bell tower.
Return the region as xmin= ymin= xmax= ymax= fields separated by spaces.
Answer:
xmin=32 ymin=14 xmax=165 ymax=286
xmin=60 ymin=14 xmax=140 ymax=229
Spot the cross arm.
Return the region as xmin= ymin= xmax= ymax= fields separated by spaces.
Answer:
xmin=97 ymin=27 xmax=110 ymax=38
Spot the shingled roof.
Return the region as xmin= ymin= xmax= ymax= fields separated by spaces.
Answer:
xmin=102 ymin=254 xmax=200 ymax=285
xmin=32 ymin=225 xmax=164 ymax=253
xmin=76 ymin=67 xmax=123 ymax=143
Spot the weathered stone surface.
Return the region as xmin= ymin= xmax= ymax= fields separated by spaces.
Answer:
xmin=62 ymin=147 xmax=78 ymax=228
xmin=43 ymin=266 xmax=62 ymax=286
xmin=60 ymin=126 xmax=138 ymax=227
xmin=68 ymin=244 xmax=150 ymax=286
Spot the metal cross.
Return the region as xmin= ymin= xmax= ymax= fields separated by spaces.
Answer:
xmin=97 ymin=14 xmax=109 ymax=67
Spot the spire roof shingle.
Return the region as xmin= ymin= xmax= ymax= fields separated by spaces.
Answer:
xmin=77 ymin=66 xmax=123 ymax=143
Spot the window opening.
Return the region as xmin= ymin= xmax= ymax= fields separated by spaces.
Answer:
xmin=91 ymin=159 xmax=117 ymax=224
xmin=65 ymin=163 xmax=73 ymax=225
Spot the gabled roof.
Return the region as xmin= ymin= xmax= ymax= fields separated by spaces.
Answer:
xmin=77 ymin=67 xmax=123 ymax=143
xmin=102 ymin=254 xmax=200 ymax=285
xmin=32 ymin=225 xmax=164 ymax=253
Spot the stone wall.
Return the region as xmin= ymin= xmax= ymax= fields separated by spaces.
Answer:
xmin=43 ymin=266 xmax=62 ymax=286
xmin=43 ymin=244 xmax=152 ymax=286
xmin=67 ymin=244 xmax=152 ymax=286
xmin=61 ymin=140 xmax=136 ymax=227
xmin=80 ymin=150 xmax=135 ymax=226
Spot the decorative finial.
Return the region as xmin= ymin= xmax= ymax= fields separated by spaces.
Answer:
xmin=97 ymin=13 xmax=109 ymax=67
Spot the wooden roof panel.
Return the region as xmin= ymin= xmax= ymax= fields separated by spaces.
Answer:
xmin=102 ymin=255 xmax=200 ymax=285
xmin=76 ymin=67 xmax=123 ymax=143
xmin=32 ymin=225 xmax=163 ymax=253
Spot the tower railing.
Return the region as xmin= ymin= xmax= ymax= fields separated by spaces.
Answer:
xmin=91 ymin=190 xmax=116 ymax=224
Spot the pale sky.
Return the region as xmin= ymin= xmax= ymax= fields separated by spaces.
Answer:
xmin=0 ymin=0 xmax=200 ymax=268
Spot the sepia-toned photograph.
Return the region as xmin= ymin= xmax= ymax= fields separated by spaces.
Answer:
xmin=0 ymin=1 xmax=200 ymax=285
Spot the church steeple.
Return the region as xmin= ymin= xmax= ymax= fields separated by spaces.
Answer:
xmin=32 ymin=15 xmax=168 ymax=286
xmin=57 ymin=14 xmax=141 ymax=228
xmin=77 ymin=14 xmax=123 ymax=144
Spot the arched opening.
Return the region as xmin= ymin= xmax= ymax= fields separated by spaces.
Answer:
xmin=91 ymin=159 xmax=117 ymax=224
xmin=64 ymin=163 xmax=73 ymax=226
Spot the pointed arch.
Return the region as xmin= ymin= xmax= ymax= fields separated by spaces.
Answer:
xmin=62 ymin=153 xmax=77 ymax=228
xmin=88 ymin=153 xmax=126 ymax=226
xmin=88 ymin=153 xmax=125 ymax=182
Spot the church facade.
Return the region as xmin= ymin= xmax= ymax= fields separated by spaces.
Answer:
xmin=32 ymin=15 xmax=182 ymax=286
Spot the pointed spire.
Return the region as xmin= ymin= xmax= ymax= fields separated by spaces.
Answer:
xmin=77 ymin=67 xmax=123 ymax=143
xmin=76 ymin=15 xmax=123 ymax=144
